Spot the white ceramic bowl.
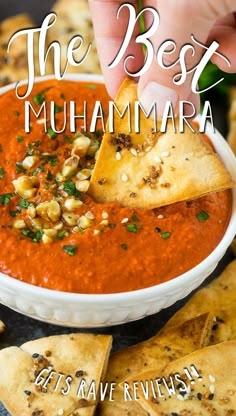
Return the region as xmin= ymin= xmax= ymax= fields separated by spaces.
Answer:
xmin=0 ymin=74 xmax=235 ymax=328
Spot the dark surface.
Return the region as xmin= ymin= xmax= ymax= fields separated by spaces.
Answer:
xmin=0 ymin=1 xmax=234 ymax=415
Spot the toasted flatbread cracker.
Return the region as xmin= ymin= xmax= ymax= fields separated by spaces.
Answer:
xmin=134 ymin=341 xmax=236 ymax=416
xmin=0 ymin=320 xmax=5 ymax=334
xmin=0 ymin=14 xmax=53 ymax=87
xmin=164 ymin=260 xmax=236 ymax=344
xmin=49 ymin=0 xmax=101 ymax=74
xmin=227 ymin=87 xmax=236 ymax=155
xmin=89 ymin=79 xmax=234 ymax=209
xmin=98 ymin=313 xmax=212 ymax=416
xmin=0 ymin=333 xmax=112 ymax=416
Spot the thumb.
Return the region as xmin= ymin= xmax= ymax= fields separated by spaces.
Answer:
xmin=138 ymin=0 xmax=235 ymax=115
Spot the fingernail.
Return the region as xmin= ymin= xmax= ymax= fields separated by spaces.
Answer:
xmin=139 ymin=82 xmax=178 ymax=117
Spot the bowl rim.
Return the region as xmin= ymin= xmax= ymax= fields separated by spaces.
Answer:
xmin=0 ymin=73 xmax=235 ymax=305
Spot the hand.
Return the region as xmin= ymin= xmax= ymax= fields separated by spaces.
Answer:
xmin=89 ymin=0 xmax=236 ymax=114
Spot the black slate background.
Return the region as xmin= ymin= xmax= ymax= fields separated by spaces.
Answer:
xmin=0 ymin=1 xmax=234 ymax=415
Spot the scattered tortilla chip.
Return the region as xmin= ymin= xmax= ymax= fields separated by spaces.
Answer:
xmin=164 ymin=260 xmax=236 ymax=344
xmin=134 ymin=341 xmax=236 ymax=416
xmin=0 ymin=14 xmax=53 ymax=87
xmin=227 ymin=87 xmax=236 ymax=155
xmin=231 ymin=239 xmax=236 ymax=257
xmin=0 ymin=333 xmax=112 ymax=416
xmin=0 ymin=320 xmax=5 ymax=334
xmin=89 ymin=79 xmax=234 ymax=209
xmin=98 ymin=313 xmax=212 ymax=416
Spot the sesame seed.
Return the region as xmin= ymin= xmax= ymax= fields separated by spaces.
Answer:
xmin=138 ymin=152 xmax=145 ymax=157
xmin=121 ymin=173 xmax=128 ymax=182
xmin=116 ymin=152 xmax=121 ymax=160
xmin=58 ymin=409 xmax=64 ymax=416
xmin=209 ymin=375 xmax=216 ymax=383
xmin=102 ymin=211 xmax=109 ymax=219
xmin=130 ymin=148 xmax=138 ymax=156
xmin=157 ymin=214 xmax=164 ymax=219
xmin=177 ymin=394 xmax=184 ymax=401
xmin=161 ymin=151 xmax=170 ymax=157
xmin=153 ymin=156 xmax=161 ymax=163
xmin=93 ymin=229 xmax=100 ymax=235
xmin=121 ymin=218 xmax=129 ymax=224
xmin=210 ymin=385 xmax=215 ymax=394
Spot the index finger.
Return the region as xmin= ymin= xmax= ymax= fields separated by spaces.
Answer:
xmin=89 ymin=0 xmax=144 ymax=97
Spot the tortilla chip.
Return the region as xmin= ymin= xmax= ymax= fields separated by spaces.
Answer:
xmin=98 ymin=313 xmax=212 ymax=416
xmin=89 ymin=79 xmax=234 ymax=209
xmin=0 ymin=333 xmax=112 ymax=416
xmin=164 ymin=260 xmax=236 ymax=344
xmin=134 ymin=341 xmax=236 ymax=416
xmin=0 ymin=14 xmax=53 ymax=87
xmin=0 ymin=320 xmax=5 ymax=334
xmin=227 ymin=87 xmax=236 ymax=155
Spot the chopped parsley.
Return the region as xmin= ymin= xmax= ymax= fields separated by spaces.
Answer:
xmin=131 ymin=215 xmax=139 ymax=222
xmin=125 ymin=224 xmax=142 ymax=233
xmin=32 ymin=165 xmax=44 ymax=176
xmin=54 ymin=105 xmax=63 ymax=113
xmin=108 ymin=223 xmax=116 ymax=229
xmin=41 ymin=154 xmax=59 ymax=167
xmin=57 ymin=230 xmax=67 ymax=240
xmin=86 ymin=84 xmax=96 ymax=89
xmin=16 ymin=162 xmax=26 ymax=174
xmin=14 ymin=110 xmax=20 ymax=116
xmin=60 ymin=92 xmax=66 ymax=100
xmin=19 ymin=199 xmax=31 ymax=209
xmin=62 ymin=244 xmax=78 ymax=256
xmin=0 ymin=193 xmax=15 ymax=205
xmin=33 ymin=92 xmax=45 ymax=105
xmin=16 ymin=135 xmax=24 ymax=143
xmin=32 ymin=140 xmax=41 ymax=147
xmin=0 ymin=167 xmax=5 ymax=179
xmin=22 ymin=228 xmax=43 ymax=243
xmin=46 ymin=170 xmax=53 ymax=181
xmin=161 ymin=232 xmax=172 ymax=239
xmin=121 ymin=243 xmax=128 ymax=250
xmin=63 ymin=179 xmax=81 ymax=198
xmin=47 ymin=127 xmax=57 ymax=139
xmin=196 ymin=210 xmax=210 ymax=222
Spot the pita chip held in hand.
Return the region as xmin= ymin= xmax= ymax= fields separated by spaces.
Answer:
xmin=89 ymin=79 xmax=234 ymax=209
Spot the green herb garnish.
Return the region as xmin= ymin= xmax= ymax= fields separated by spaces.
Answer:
xmin=19 ymin=199 xmax=31 ymax=209
xmin=16 ymin=162 xmax=26 ymax=174
xmin=0 ymin=193 xmax=15 ymax=205
xmin=54 ymin=105 xmax=63 ymax=113
xmin=57 ymin=230 xmax=67 ymax=240
xmin=86 ymin=84 xmax=96 ymax=89
xmin=32 ymin=165 xmax=44 ymax=176
xmin=131 ymin=215 xmax=139 ymax=222
xmin=121 ymin=243 xmax=128 ymax=250
xmin=60 ymin=93 xmax=66 ymax=100
xmin=41 ymin=154 xmax=59 ymax=166
xmin=0 ymin=167 xmax=5 ymax=179
xmin=22 ymin=228 xmax=43 ymax=243
xmin=125 ymin=224 xmax=142 ymax=233
xmin=63 ymin=179 xmax=80 ymax=198
xmin=32 ymin=140 xmax=41 ymax=147
xmin=161 ymin=232 xmax=172 ymax=239
xmin=47 ymin=128 xmax=57 ymax=139
xmin=196 ymin=210 xmax=210 ymax=222
xmin=16 ymin=135 xmax=24 ymax=143
xmin=46 ymin=170 xmax=53 ymax=181
xmin=33 ymin=92 xmax=45 ymax=105
xmin=108 ymin=223 xmax=116 ymax=229
xmin=14 ymin=110 xmax=20 ymax=116
xmin=62 ymin=244 xmax=78 ymax=256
